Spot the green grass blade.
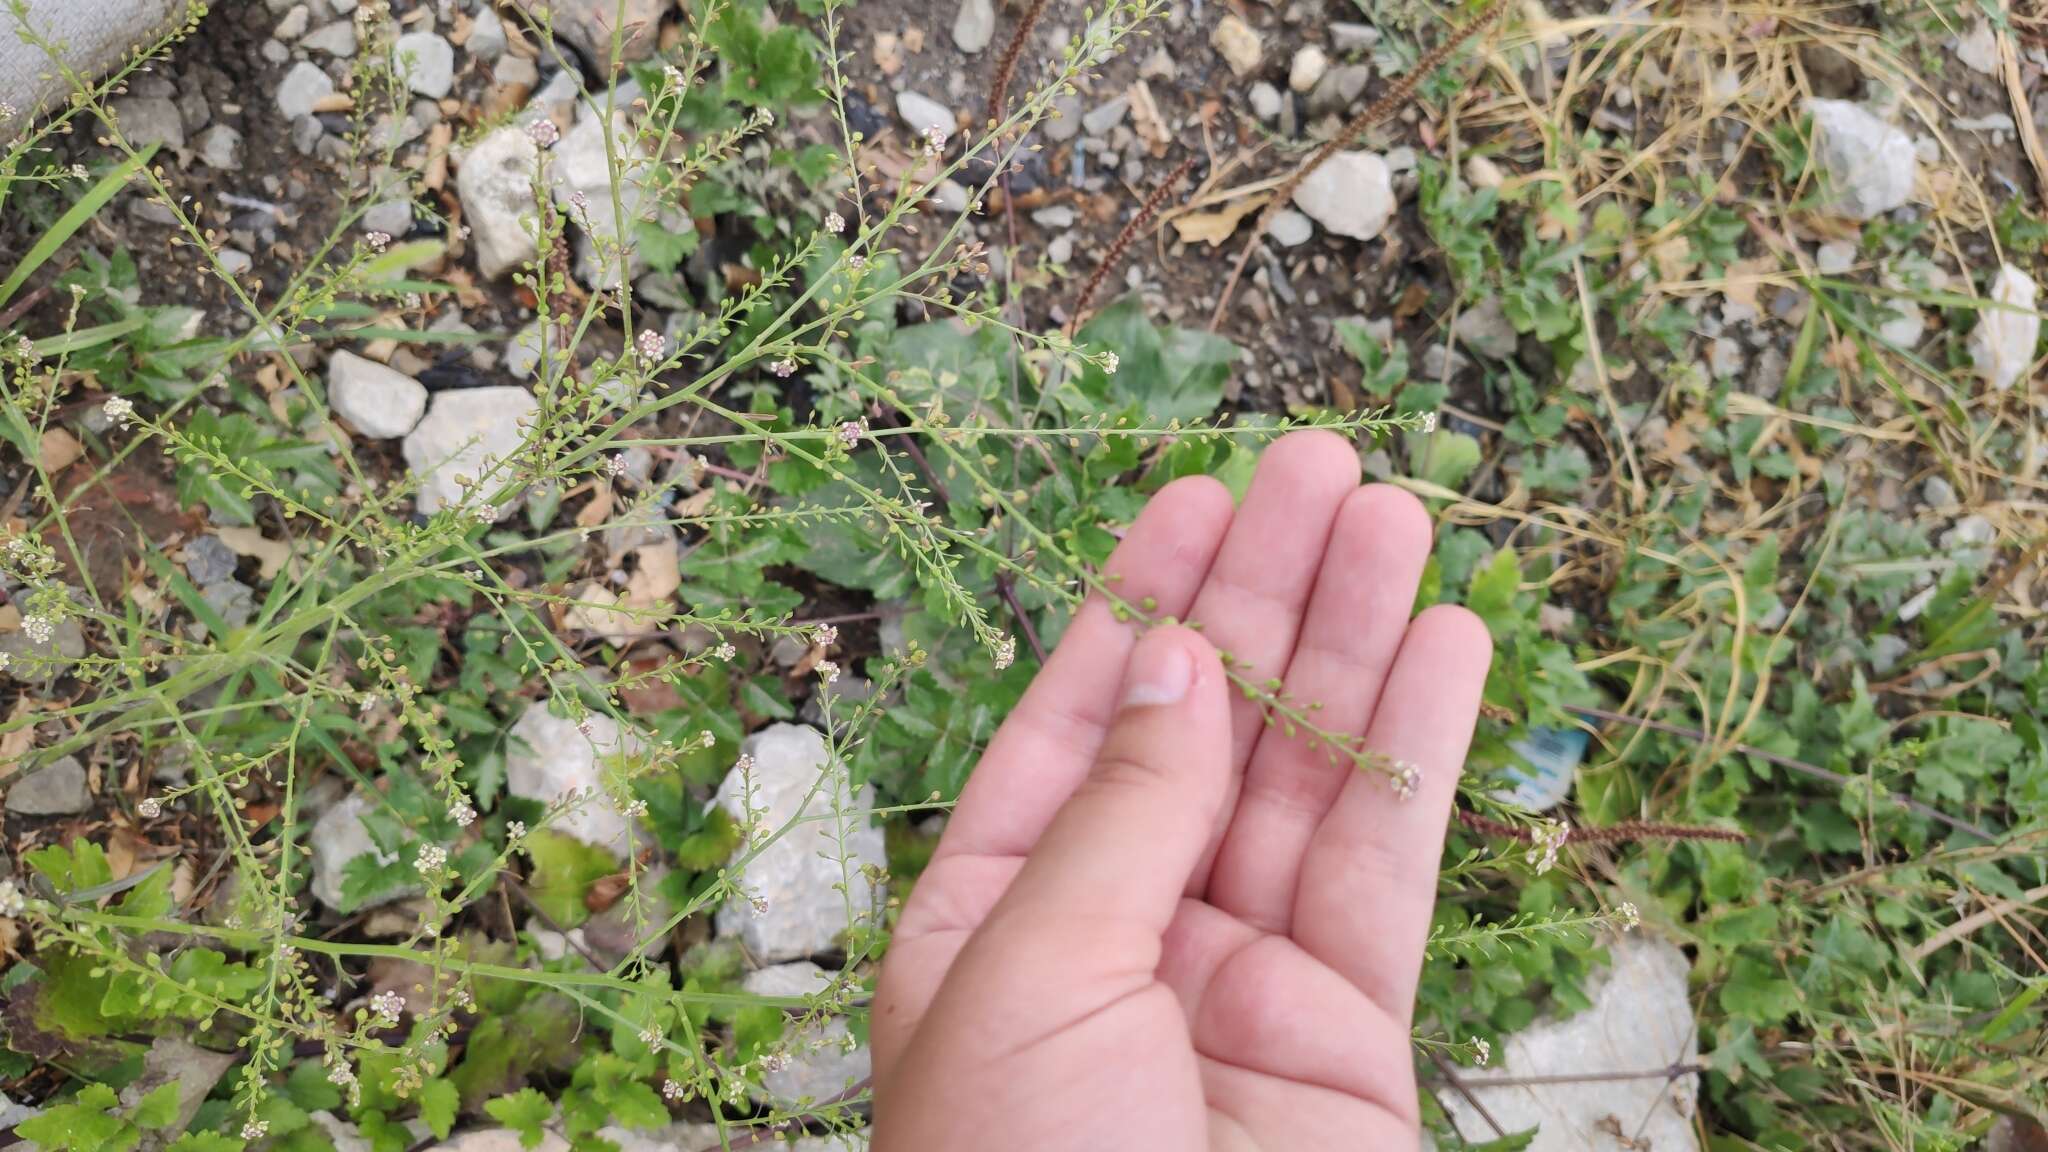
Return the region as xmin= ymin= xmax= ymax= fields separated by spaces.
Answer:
xmin=0 ymin=144 xmax=160 ymax=312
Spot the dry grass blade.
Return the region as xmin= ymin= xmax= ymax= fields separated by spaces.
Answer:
xmin=1208 ymin=0 xmax=1508 ymax=331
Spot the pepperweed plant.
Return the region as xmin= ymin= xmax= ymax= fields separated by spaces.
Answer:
xmin=7 ymin=0 xmax=2026 ymax=1150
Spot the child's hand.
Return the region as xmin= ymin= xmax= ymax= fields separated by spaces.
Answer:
xmin=871 ymin=430 xmax=1493 ymax=1150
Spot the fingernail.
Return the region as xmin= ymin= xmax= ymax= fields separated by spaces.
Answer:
xmin=1121 ymin=637 xmax=1193 ymax=709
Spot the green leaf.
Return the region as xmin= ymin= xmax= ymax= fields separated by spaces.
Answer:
xmin=166 ymin=1135 xmax=246 ymax=1152
xmin=671 ymin=807 xmax=743 ymax=872
xmin=130 ymin=1084 xmax=183 ymax=1131
xmin=484 ymin=1089 xmax=554 ymax=1150
xmin=1075 ymin=296 xmax=1238 ymax=424
xmin=524 ymin=830 xmax=621 ymax=929
xmin=26 ymin=840 xmax=115 ymax=893
xmin=417 ymin=1079 xmax=460 ymax=1141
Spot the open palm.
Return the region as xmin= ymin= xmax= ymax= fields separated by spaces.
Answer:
xmin=870 ymin=431 xmax=1494 ymax=1151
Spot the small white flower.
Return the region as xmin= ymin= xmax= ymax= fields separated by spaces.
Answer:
xmin=414 ymin=844 xmax=448 ymax=874
xmin=824 ymin=211 xmax=845 ymax=234
xmin=1472 ymin=1037 xmax=1491 ymax=1066
xmin=835 ymin=420 xmax=864 ymax=449
xmin=816 ymin=659 xmax=841 ymax=684
xmin=568 ymin=190 xmax=590 ymax=215
xmin=622 ymin=798 xmax=648 ymax=819
xmin=1389 ymin=760 xmax=1421 ymax=800
xmin=1615 ymin=901 xmax=1640 ymax=931
xmin=102 ymin=396 xmax=136 ymax=426
xmin=371 ymin=990 xmax=405 ymax=1023
xmin=1526 ymin=821 xmax=1569 ymax=874
xmin=847 ymin=253 xmax=868 ymax=272
xmin=993 ymin=635 xmax=1017 ymax=671
xmin=638 ymin=1025 xmax=664 ymax=1047
xmin=448 ymin=798 xmax=476 ymax=827
xmin=0 ymin=102 xmax=15 ymax=120
xmin=0 ymin=879 xmax=27 ymax=917
xmin=734 ymin=753 xmax=756 ymax=775
xmin=138 ymin=797 xmax=163 ymax=819
xmin=1100 ymin=352 xmax=1119 ymax=375
xmin=637 ymin=329 xmax=666 ymax=360
xmin=0 ymin=652 xmax=11 ymax=673
xmin=16 ymin=336 xmax=37 ymax=363
xmin=922 ymin=124 xmax=947 ymax=156
xmin=714 ymin=642 xmax=737 ymax=661
xmin=662 ymin=65 xmax=685 ymax=91
xmin=759 ymin=1050 xmax=790 ymax=1072
xmin=528 ymin=118 xmax=559 ymax=147
xmin=21 ymin=614 xmax=54 ymax=645
xmin=769 ymin=357 xmax=797 ymax=377
xmin=70 ymin=163 xmax=89 ymax=181
xmin=506 ymin=820 xmax=528 ymax=839
xmin=471 ymin=503 xmax=498 ymax=524
xmin=607 ymin=454 xmax=629 ymax=477
xmin=365 ymin=231 xmax=391 ymax=253
xmin=1419 ymin=411 xmax=1439 ymax=434
xmin=814 ymin=623 xmax=838 ymax=647
xmin=242 ymin=1120 xmax=269 ymax=1141
xmin=576 ymin=718 xmax=595 ymax=737
xmin=662 ymin=1078 xmax=686 ymax=1102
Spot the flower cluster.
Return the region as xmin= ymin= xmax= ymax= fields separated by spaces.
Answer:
xmin=1526 ymin=820 xmax=1569 ymax=874
xmin=637 ymin=329 xmax=666 ymax=360
xmin=414 ymin=844 xmax=448 ymax=875
xmin=370 ymin=990 xmax=405 ymax=1024
xmin=528 ymin=118 xmax=559 ymax=147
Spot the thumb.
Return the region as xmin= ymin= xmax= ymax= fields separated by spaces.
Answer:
xmin=989 ymin=625 xmax=1233 ymax=936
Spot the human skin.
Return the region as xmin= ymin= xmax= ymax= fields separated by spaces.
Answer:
xmin=870 ymin=430 xmax=1494 ymax=1151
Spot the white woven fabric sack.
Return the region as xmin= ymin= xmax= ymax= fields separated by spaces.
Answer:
xmin=3 ymin=0 xmax=193 ymax=140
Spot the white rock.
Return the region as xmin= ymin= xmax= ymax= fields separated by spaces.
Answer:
xmin=714 ymin=724 xmax=884 ymax=963
xmin=309 ymin=791 xmax=406 ymax=910
xmin=743 ymin=960 xmax=834 ymax=1000
xmin=1953 ymin=20 xmax=1998 ymax=75
xmin=1815 ymin=240 xmax=1856 ymax=275
xmin=895 ymin=91 xmax=955 ymax=143
xmin=276 ymin=61 xmax=334 ymax=120
xmin=595 ymin=1125 xmax=724 ymax=1152
xmin=1031 ymin=205 xmax=1076 ymax=228
xmin=1291 ymin=151 xmax=1393 ymax=241
xmin=467 ymin=6 xmax=507 ymax=61
xmin=1969 ymin=262 xmax=2039 ymax=391
xmin=327 ymin=351 xmax=427 ymax=439
xmin=301 ymin=20 xmax=357 ymax=56
xmin=1043 ymin=94 xmax=1083 ymax=142
xmin=550 ymin=111 xmax=682 ymax=288
xmin=1807 ymin=99 xmax=1916 ymax=220
xmin=506 ymin=0 xmax=661 ymax=63
xmin=1289 ymin=45 xmax=1329 ymax=94
xmin=1442 ymin=936 xmax=1701 ymax=1152
xmin=109 ymin=95 xmax=185 ymax=150
xmin=5 ymin=756 xmax=89 ymax=815
xmin=1454 ymin=297 xmax=1518 ymax=359
xmin=505 ymin=701 xmax=644 ymax=855
xmin=400 ymin=386 xmax=538 ymax=517
xmin=195 ymin=125 xmax=243 ymax=170
xmin=742 ymin=964 xmax=869 ymax=1106
xmin=1265 ymin=208 xmax=1313 ymax=247
xmin=391 ymin=31 xmax=455 ymax=98
xmin=1046 ymin=234 xmax=1074 ymax=265
xmin=1082 ymin=95 xmax=1128 ymax=136
xmin=1877 ymin=300 xmax=1925 ymax=349
xmin=1330 ymin=22 xmax=1379 ymax=53
xmin=455 ymin=125 xmax=542 ymax=279
xmin=952 ymin=0 xmax=994 ymax=54
xmin=363 ymin=198 xmax=413 ymax=237
xmin=1464 ymin=154 xmax=1504 ymax=189
xmin=1248 ymin=81 xmax=1283 ymax=121
xmin=1210 ymin=13 xmax=1262 ymax=78
xmin=426 ymin=1131 xmax=569 ymax=1152
xmin=761 ymin=1016 xmax=869 ymax=1106
xmin=275 ymin=5 xmax=310 ymax=38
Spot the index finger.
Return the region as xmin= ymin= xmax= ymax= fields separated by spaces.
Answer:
xmin=932 ymin=474 xmax=1234 ymax=862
